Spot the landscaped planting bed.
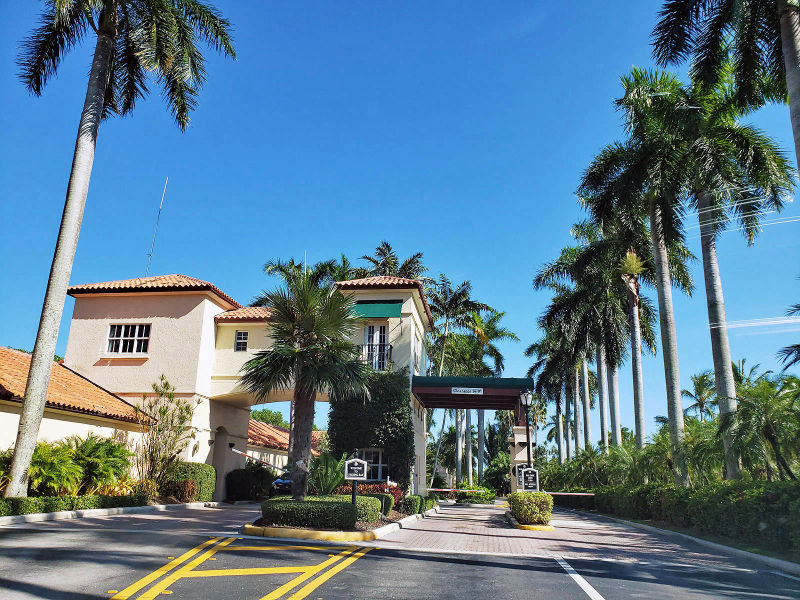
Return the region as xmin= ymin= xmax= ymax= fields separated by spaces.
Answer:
xmin=508 ymin=491 xmax=553 ymax=525
xmin=0 ymin=493 xmax=149 ymax=517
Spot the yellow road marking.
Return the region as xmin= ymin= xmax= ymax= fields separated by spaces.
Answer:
xmin=107 ymin=591 xmax=118 ymax=595
xmin=110 ymin=537 xmax=223 ymax=600
xmin=286 ymin=547 xmax=374 ymax=600
xmin=182 ymin=566 xmax=307 ymax=578
xmin=217 ymin=545 xmax=347 ymax=552
xmin=136 ymin=538 xmax=236 ymax=600
xmin=259 ymin=548 xmax=356 ymax=600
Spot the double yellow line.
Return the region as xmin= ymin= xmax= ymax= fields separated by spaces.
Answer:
xmin=110 ymin=537 xmax=374 ymax=600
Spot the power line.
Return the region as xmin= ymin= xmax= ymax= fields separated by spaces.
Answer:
xmin=145 ymin=177 xmax=168 ymax=277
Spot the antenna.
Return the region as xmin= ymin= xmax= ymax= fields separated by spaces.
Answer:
xmin=145 ymin=177 xmax=168 ymax=276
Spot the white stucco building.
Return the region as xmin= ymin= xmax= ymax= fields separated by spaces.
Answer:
xmin=59 ymin=273 xmax=433 ymax=499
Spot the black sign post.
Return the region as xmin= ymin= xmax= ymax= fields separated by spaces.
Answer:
xmin=344 ymin=452 xmax=368 ymax=507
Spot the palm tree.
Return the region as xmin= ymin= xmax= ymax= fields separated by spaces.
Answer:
xmin=682 ymin=371 xmax=717 ymax=422
xmin=240 ymin=271 xmax=370 ymax=500
xmin=779 ymin=294 xmax=800 ymax=369
xmin=357 ymin=241 xmax=427 ymax=279
xmin=6 ymin=0 xmax=235 ymax=498
xmin=652 ymin=0 xmax=800 ymax=175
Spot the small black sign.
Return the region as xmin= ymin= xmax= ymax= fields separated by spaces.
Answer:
xmin=520 ymin=468 xmax=539 ymax=492
xmin=344 ymin=458 xmax=368 ymax=481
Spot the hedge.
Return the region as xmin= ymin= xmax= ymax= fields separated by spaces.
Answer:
xmin=0 ymin=494 xmax=148 ymax=517
xmin=272 ymin=494 xmax=382 ymax=523
xmin=262 ymin=498 xmax=358 ymax=530
xmin=456 ymin=485 xmax=496 ymax=505
xmin=397 ymin=494 xmax=421 ymax=515
xmin=226 ymin=464 xmax=274 ymax=501
xmin=164 ymin=462 xmax=216 ymax=502
xmin=552 ymin=481 xmax=800 ymax=551
xmin=508 ymin=492 xmax=553 ymax=525
xmin=365 ymin=492 xmax=394 ymax=515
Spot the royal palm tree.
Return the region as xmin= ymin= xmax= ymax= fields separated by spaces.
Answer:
xmin=6 ymin=0 xmax=235 ymax=498
xmin=241 ymin=271 xmax=370 ymax=500
xmin=682 ymin=371 xmax=717 ymax=422
xmin=357 ymin=241 xmax=427 ymax=280
xmin=652 ymin=0 xmax=800 ymax=175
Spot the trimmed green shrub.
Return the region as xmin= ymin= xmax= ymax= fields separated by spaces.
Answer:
xmin=162 ymin=479 xmax=199 ymax=503
xmin=279 ymin=494 xmax=382 ymax=523
xmin=132 ymin=479 xmax=158 ymax=501
xmin=398 ymin=494 xmax=421 ymax=515
xmin=164 ymin=462 xmax=216 ymax=502
xmin=421 ymin=496 xmax=437 ymax=511
xmin=455 ymin=484 xmax=496 ymax=505
xmin=261 ymin=498 xmax=357 ymax=530
xmin=365 ymin=493 xmax=394 ymax=515
xmin=0 ymin=494 xmax=148 ymax=517
xmin=508 ymin=492 xmax=553 ymax=525
xmin=226 ymin=463 xmax=275 ymax=501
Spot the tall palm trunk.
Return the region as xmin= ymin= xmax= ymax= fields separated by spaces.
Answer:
xmin=556 ymin=396 xmax=565 ymax=464
xmin=564 ymin=377 xmax=573 ymax=461
xmin=477 ymin=409 xmax=485 ymax=483
xmin=5 ymin=14 xmax=117 ymax=498
xmin=581 ymin=360 xmax=592 ymax=448
xmin=624 ymin=280 xmax=647 ymax=449
xmin=596 ymin=346 xmax=609 ymax=451
xmin=428 ymin=409 xmax=448 ymax=488
xmin=649 ymin=199 xmax=690 ymax=487
xmin=455 ymin=409 xmax=463 ymax=484
xmin=765 ymin=425 xmax=797 ymax=481
xmin=607 ymin=362 xmax=622 ymax=446
xmin=779 ymin=0 xmax=800 ymax=176
xmin=437 ymin=319 xmax=450 ymax=376
xmin=697 ymin=192 xmax=741 ymax=479
xmin=465 ymin=409 xmax=473 ymax=486
xmin=573 ymin=368 xmax=582 ymax=455
xmin=290 ymin=387 xmax=317 ymax=500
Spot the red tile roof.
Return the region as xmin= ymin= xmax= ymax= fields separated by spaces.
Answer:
xmin=247 ymin=420 xmax=324 ymax=456
xmin=68 ymin=274 xmax=241 ymax=309
xmin=216 ymin=306 xmax=272 ymax=323
xmin=336 ymin=276 xmax=434 ymax=329
xmin=0 ymin=347 xmax=144 ymax=424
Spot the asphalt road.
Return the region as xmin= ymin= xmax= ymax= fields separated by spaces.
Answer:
xmin=0 ymin=504 xmax=798 ymax=599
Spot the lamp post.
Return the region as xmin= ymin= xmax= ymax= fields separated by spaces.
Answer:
xmin=520 ymin=389 xmax=533 ymax=467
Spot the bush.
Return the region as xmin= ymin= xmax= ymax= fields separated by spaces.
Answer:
xmin=508 ymin=492 xmax=553 ymax=525
xmin=162 ymin=479 xmax=198 ymax=503
xmin=455 ymin=484 xmax=496 ymax=505
xmin=398 ymin=494 xmax=421 ymax=515
xmin=276 ymin=494 xmax=382 ymax=523
xmin=484 ymin=452 xmax=511 ymax=495
xmin=0 ymin=494 xmax=148 ymax=517
xmin=132 ymin=479 xmax=158 ymax=501
xmin=261 ymin=498 xmax=357 ymax=530
xmin=421 ymin=496 xmax=437 ymax=511
xmin=164 ymin=462 xmax=216 ymax=502
xmin=365 ymin=493 xmax=394 ymax=515
xmin=308 ymin=453 xmax=346 ymax=496
xmin=226 ymin=463 xmax=275 ymax=501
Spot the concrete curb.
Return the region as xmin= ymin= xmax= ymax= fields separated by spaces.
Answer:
xmin=0 ymin=501 xmax=226 ymax=526
xmin=504 ymin=510 xmax=554 ymax=531
xmin=242 ymin=505 xmax=441 ymax=542
xmin=561 ymin=507 xmax=800 ymax=577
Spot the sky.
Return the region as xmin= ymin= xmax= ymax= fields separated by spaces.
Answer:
xmin=1 ymin=1 xmax=798 ymax=437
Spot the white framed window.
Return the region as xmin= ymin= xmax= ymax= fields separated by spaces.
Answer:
xmin=364 ymin=325 xmax=388 ymax=370
xmin=358 ymin=448 xmax=388 ymax=481
xmin=234 ymin=330 xmax=249 ymax=352
xmin=107 ymin=324 xmax=150 ymax=354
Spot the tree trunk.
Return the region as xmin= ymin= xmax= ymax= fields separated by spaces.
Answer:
xmin=697 ymin=191 xmax=741 ymax=479
xmin=596 ymin=346 xmax=609 ymax=452
xmin=477 ymin=409 xmax=485 ymax=483
xmin=455 ymin=409 xmax=463 ymax=484
xmin=437 ymin=319 xmax=450 ymax=376
xmin=608 ymin=362 xmax=622 ymax=446
xmin=779 ymin=0 xmax=800 ymax=176
xmin=649 ymin=198 xmax=690 ymax=487
xmin=466 ymin=409 xmax=473 ymax=486
xmin=556 ymin=397 xmax=565 ymax=464
xmin=581 ymin=360 xmax=592 ymax=449
xmin=574 ymin=368 xmax=582 ymax=455
xmin=625 ymin=279 xmax=647 ymax=449
xmin=428 ymin=409 xmax=448 ymax=488
xmin=765 ymin=425 xmax=797 ymax=481
xmin=290 ymin=387 xmax=317 ymax=500
xmin=564 ymin=378 xmax=573 ymax=461
xmin=5 ymin=16 xmax=117 ymax=498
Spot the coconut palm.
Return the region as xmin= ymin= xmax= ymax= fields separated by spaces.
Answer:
xmin=682 ymin=371 xmax=717 ymax=422
xmin=5 ymin=0 xmax=236 ymax=499
xmin=357 ymin=241 xmax=427 ymax=280
xmin=779 ymin=294 xmax=800 ymax=369
xmin=652 ymin=0 xmax=800 ymax=174
xmin=240 ymin=271 xmax=370 ymax=500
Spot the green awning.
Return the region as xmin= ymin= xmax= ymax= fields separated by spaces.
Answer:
xmin=354 ymin=300 xmax=403 ymax=318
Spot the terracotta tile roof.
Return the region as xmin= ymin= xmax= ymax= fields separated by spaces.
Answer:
xmin=215 ymin=306 xmax=272 ymax=323
xmin=247 ymin=420 xmax=324 ymax=456
xmin=336 ymin=276 xmax=434 ymax=329
xmin=68 ymin=274 xmax=241 ymax=309
xmin=0 ymin=347 xmax=143 ymax=424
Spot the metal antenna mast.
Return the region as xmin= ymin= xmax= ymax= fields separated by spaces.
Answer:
xmin=145 ymin=177 xmax=168 ymax=276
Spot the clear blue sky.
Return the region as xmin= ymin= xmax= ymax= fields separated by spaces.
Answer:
xmin=1 ymin=1 xmax=798 ymax=437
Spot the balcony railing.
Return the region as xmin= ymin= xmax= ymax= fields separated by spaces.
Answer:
xmin=359 ymin=344 xmax=392 ymax=371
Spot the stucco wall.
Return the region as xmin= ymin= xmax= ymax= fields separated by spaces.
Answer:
xmin=64 ymin=293 xmax=224 ymax=396
xmin=247 ymin=447 xmax=288 ymax=471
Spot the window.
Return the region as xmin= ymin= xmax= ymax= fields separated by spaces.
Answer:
xmin=364 ymin=325 xmax=388 ymax=370
xmin=107 ymin=324 xmax=150 ymax=354
xmin=234 ymin=331 xmax=248 ymax=352
xmin=358 ymin=448 xmax=388 ymax=481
